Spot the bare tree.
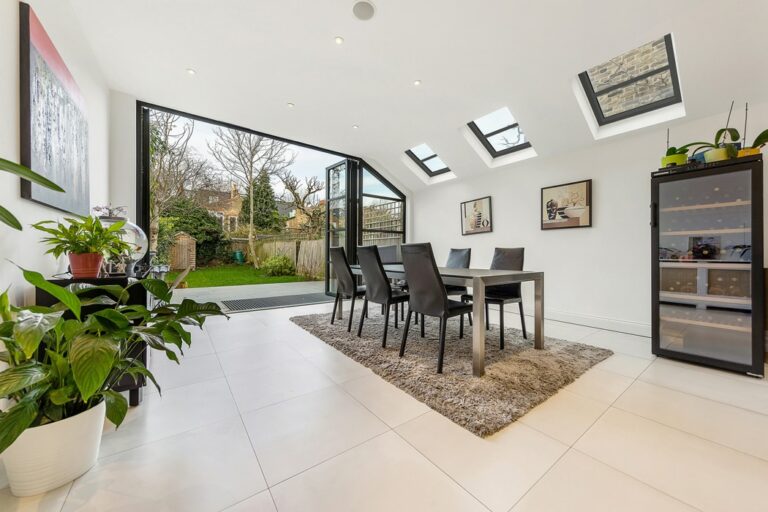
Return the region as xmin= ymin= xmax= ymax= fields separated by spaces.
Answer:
xmin=278 ymin=170 xmax=325 ymax=236
xmin=149 ymin=111 xmax=212 ymax=251
xmin=207 ymin=128 xmax=295 ymax=265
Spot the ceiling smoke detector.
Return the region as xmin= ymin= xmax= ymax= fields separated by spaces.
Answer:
xmin=352 ymin=1 xmax=375 ymax=21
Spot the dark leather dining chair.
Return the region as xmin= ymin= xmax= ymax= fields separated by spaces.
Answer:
xmin=399 ymin=243 xmax=472 ymax=373
xmin=462 ymin=247 xmax=526 ymax=349
xmin=356 ymin=246 xmax=410 ymax=347
xmin=444 ymin=248 xmax=471 ymax=297
xmin=329 ymin=247 xmax=365 ymax=332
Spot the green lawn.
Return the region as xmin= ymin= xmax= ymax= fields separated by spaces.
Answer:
xmin=167 ymin=264 xmax=312 ymax=288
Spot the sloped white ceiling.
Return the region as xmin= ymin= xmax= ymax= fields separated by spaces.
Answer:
xmin=69 ymin=0 xmax=768 ymax=192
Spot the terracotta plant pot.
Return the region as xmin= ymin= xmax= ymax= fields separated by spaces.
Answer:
xmin=2 ymin=402 xmax=105 ymax=496
xmin=68 ymin=252 xmax=103 ymax=278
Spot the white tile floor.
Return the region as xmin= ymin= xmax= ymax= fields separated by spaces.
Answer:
xmin=2 ymin=301 xmax=767 ymax=512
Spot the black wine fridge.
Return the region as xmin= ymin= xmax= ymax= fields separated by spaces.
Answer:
xmin=651 ymin=155 xmax=765 ymax=377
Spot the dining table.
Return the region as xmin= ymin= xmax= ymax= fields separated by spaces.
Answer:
xmin=349 ymin=264 xmax=545 ymax=377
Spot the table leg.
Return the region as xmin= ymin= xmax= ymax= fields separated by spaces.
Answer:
xmin=337 ymin=296 xmax=343 ymax=320
xmin=534 ymin=276 xmax=544 ymax=349
xmin=472 ymin=277 xmax=486 ymax=377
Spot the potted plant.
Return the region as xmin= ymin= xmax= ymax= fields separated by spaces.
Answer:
xmin=738 ymin=128 xmax=768 ymax=157
xmin=661 ymin=146 xmax=689 ymax=167
xmin=33 ymin=216 xmax=133 ymax=278
xmin=682 ymin=127 xmax=741 ymax=164
xmin=0 ymin=268 xmax=225 ymax=496
xmin=0 ymin=158 xmax=64 ymax=230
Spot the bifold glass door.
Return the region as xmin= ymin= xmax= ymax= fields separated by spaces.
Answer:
xmin=326 ymin=161 xmax=349 ymax=294
xmin=655 ymin=167 xmax=755 ymax=367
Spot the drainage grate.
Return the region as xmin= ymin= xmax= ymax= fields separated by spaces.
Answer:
xmin=221 ymin=293 xmax=334 ymax=313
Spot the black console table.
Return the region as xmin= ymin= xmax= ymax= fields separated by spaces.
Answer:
xmin=35 ymin=276 xmax=148 ymax=405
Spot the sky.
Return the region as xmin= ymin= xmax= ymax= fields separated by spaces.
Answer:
xmin=182 ymin=114 xmax=345 ymax=198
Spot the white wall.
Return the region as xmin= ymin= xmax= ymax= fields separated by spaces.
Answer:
xmin=411 ymin=103 xmax=768 ymax=336
xmin=0 ymin=0 xmax=110 ymax=304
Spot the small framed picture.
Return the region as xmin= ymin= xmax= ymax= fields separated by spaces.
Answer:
xmin=541 ymin=179 xmax=592 ymax=230
xmin=460 ymin=196 xmax=493 ymax=235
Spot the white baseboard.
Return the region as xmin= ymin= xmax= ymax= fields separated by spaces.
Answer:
xmin=488 ymin=303 xmax=651 ymax=337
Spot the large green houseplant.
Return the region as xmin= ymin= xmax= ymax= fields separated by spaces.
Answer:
xmin=0 ymin=268 xmax=225 ymax=495
xmin=0 ymin=158 xmax=64 ymax=230
xmin=33 ymin=216 xmax=133 ymax=278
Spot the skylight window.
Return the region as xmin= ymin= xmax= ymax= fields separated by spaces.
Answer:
xmin=578 ymin=34 xmax=681 ymax=125
xmin=468 ymin=107 xmax=531 ymax=158
xmin=405 ymin=143 xmax=450 ymax=177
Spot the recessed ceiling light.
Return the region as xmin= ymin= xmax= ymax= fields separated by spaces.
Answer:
xmin=413 ymin=79 xmax=422 ymax=86
xmin=186 ymin=68 xmax=196 ymax=75
xmin=335 ymin=36 xmax=345 ymax=45
xmin=352 ymin=1 xmax=375 ymax=21
xmin=352 ymin=124 xmax=359 ymax=129
xmin=286 ymin=102 xmax=295 ymax=108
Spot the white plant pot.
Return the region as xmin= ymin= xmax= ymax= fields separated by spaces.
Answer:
xmin=2 ymin=401 xmax=105 ymax=497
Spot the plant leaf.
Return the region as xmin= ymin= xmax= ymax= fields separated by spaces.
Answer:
xmin=49 ymin=385 xmax=76 ymax=405
xmin=102 ymin=389 xmax=128 ymax=427
xmin=177 ymin=299 xmax=223 ymax=318
xmin=0 ymin=363 xmax=48 ymax=397
xmin=70 ymin=333 xmax=117 ymax=401
xmin=0 ymin=397 xmax=38 ymax=453
xmin=140 ymin=279 xmax=172 ymax=303
xmin=12 ymin=310 xmax=63 ymax=358
xmin=19 ymin=267 xmax=81 ymax=320
xmin=90 ymin=309 xmax=131 ymax=331
xmin=45 ymin=349 xmax=70 ymax=381
xmin=752 ymin=128 xmax=768 ymax=149
xmin=0 ymin=204 xmax=22 ymax=231
xmin=0 ymin=158 xmax=64 ymax=192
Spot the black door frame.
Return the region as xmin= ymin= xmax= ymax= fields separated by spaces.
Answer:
xmin=135 ymin=101 xmax=407 ymax=295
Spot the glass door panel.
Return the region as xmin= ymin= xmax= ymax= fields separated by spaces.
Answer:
xmin=657 ymin=169 xmax=752 ymax=364
xmin=326 ymin=161 xmax=348 ymax=293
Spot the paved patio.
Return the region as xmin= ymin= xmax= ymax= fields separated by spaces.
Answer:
xmin=174 ymin=280 xmax=326 ymax=306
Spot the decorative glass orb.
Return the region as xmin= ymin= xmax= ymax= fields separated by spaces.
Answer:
xmin=98 ymin=216 xmax=148 ymax=276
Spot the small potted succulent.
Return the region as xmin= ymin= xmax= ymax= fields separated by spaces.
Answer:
xmin=0 ymin=269 xmax=225 ymax=496
xmin=33 ymin=216 xmax=133 ymax=278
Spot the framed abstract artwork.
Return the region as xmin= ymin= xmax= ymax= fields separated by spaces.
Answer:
xmin=460 ymin=196 xmax=492 ymax=235
xmin=20 ymin=2 xmax=89 ymax=215
xmin=541 ymin=179 xmax=592 ymax=230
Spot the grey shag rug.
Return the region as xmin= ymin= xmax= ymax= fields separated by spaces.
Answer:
xmin=291 ymin=312 xmax=612 ymax=437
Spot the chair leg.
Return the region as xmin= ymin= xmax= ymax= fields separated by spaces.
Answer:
xmin=437 ymin=317 xmax=447 ymax=373
xmin=381 ymin=304 xmax=385 ymax=315
xmin=485 ymin=303 xmax=490 ymax=330
xmin=499 ymin=303 xmax=505 ymax=349
xmin=347 ymin=294 xmax=356 ymax=332
xmin=460 ymin=314 xmax=464 ymax=339
xmin=394 ymin=303 xmax=399 ymax=329
xmin=330 ymin=292 xmax=340 ymax=324
xmin=357 ymin=299 xmax=368 ymax=337
xmin=519 ymin=302 xmax=527 ymax=339
xmin=401 ymin=302 xmax=405 ymax=319
xmin=382 ymin=304 xmax=391 ymax=348
xmin=399 ymin=308 xmax=413 ymax=357
xmin=414 ymin=310 xmax=419 ymax=325
xmin=420 ymin=313 xmax=425 ymax=338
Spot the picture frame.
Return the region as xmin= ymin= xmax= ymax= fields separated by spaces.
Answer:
xmin=541 ymin=179 xmax=592 ymax=230
xmin=20 ymin=2 xmax=90 ymax=216
xmin=460 ymin=196 xmax=493 ymax=235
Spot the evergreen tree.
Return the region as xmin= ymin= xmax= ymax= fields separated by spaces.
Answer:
xmin=240 ymin=170 xmax=280 ymax=231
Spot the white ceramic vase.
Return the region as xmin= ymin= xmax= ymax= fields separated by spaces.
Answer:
xmin=2 ymin=401 xmax=105 ymax=497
